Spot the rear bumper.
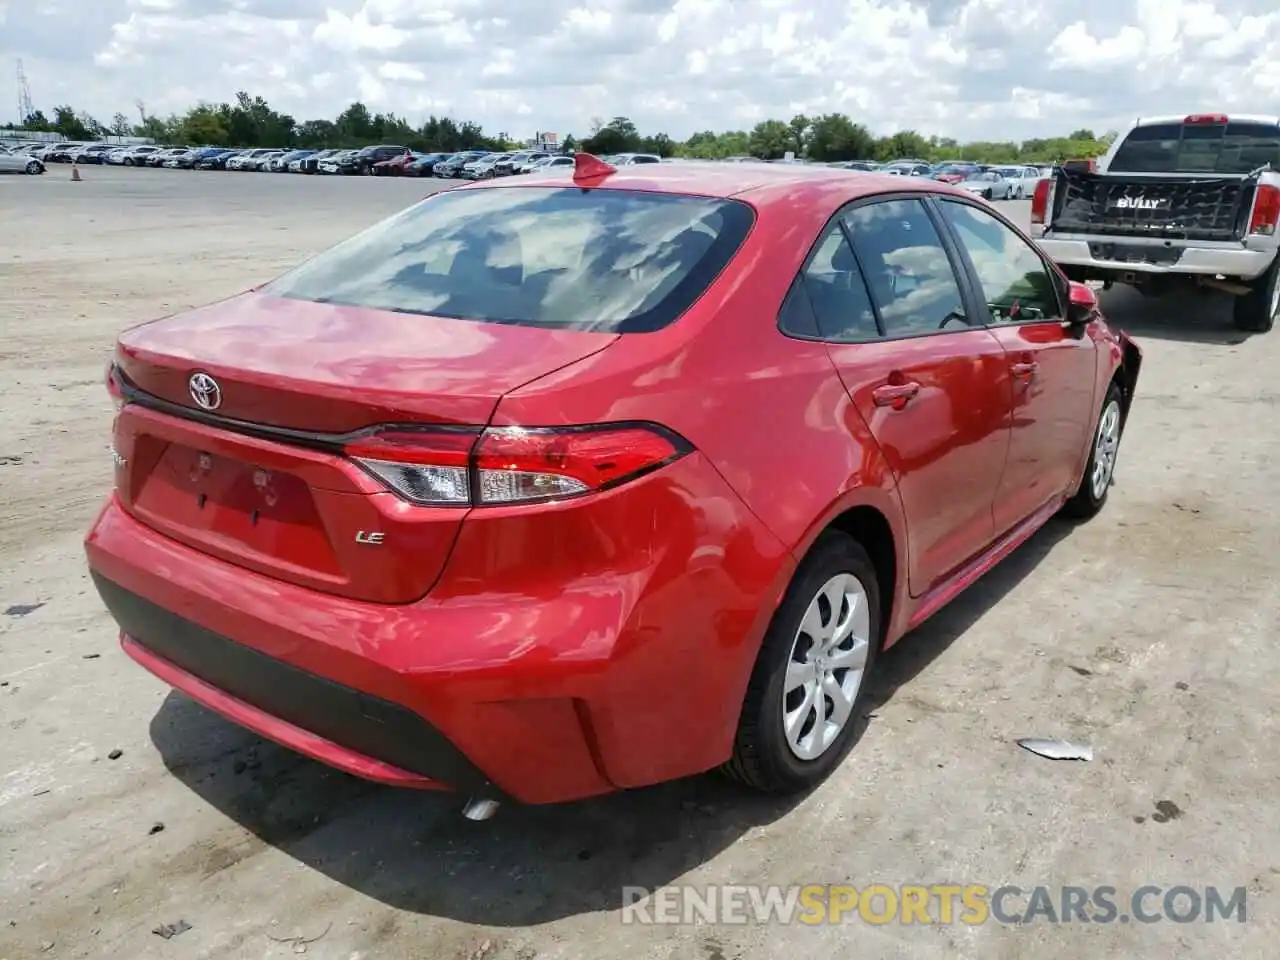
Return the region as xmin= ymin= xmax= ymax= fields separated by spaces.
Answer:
xmin=85 ymin=452 xmax=791 ymax=803
xmin=1032 ymin=231 xmax=1276 ymax=281
xmin=118 ymin=629 xmax=456 ymax=791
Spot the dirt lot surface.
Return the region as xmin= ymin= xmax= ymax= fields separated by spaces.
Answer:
xmin=1 ymin=165 xmax=1277 ymax=960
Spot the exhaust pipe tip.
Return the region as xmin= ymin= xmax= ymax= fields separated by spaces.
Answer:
xmin=462 ymin=797 xmax=501 ymax=821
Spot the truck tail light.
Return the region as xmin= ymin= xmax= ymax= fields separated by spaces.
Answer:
xmin=1248 ymin=184 xmax=1280 ymax=236
xmin=1031 ymin=178 xmax=1052 ymax=224
xmin=345 ymin=423 xmax=691 ymax=507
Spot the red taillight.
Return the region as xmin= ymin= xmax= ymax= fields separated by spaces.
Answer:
xmin=344 ymin=423 xmax=690 ymax=507
xmin=1031 ymin=178 xmax=1052 ymax=224
xmin=1248 ymin=184 xmax=1280 ymax=236
xmin=1184 ymin=114 xmax=1228 ymax=125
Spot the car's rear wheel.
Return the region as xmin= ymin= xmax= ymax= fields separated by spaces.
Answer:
xmin=723 ymin=531 xmax=879 ymax=793
xmin=1233 ymin=258 xmax=1279 ymax=333
xmin=1062 ymin=382 xmax=1124 ymax=519
xmin=983 ymin=189 xmax=993 ymax=200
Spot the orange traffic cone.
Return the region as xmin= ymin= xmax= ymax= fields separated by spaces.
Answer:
xmin=71 ymin=162 xmax=81 ymax=182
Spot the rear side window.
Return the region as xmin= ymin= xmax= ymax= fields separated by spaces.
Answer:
xmin=264 ymin=187 xmax=755 ymax=333
xmin=794 ymin=224 xmax=880 ymax=342
xmin=1110 ymin=121 xmax=1280 ymax=174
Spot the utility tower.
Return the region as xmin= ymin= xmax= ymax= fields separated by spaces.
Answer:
xmin=16 ymin=59 xmax=34 ymax=127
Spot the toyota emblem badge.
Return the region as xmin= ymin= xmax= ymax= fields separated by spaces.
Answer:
xmin=188 ymin=372 xmax=222 ymax=410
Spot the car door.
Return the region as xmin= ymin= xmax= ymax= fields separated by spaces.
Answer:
xmin=932 ymin=197 xmax=1098 ymax=537
xmin=806 ymin=196 xmax=1014 ymax=595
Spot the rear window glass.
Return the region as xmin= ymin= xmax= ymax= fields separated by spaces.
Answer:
xmin=1109 ymin=121 xmax=1280 ymax=174
xmin=264 ymin=187 xmax=755 ymax=333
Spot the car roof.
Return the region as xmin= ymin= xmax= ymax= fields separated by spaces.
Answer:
xmin=469 ymin=159 xmax=972 ymax=207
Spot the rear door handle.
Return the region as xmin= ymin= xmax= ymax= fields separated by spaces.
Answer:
xmin=1011 ymin=361 xmax=1038 ymax=378
xmin=872 ymin=381 xmax=921 ymax=407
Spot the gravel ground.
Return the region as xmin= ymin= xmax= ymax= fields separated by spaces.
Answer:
xmin=1 ymin=165 xmax=1276 ymax=960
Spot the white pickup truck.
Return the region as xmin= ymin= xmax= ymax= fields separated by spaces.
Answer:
xmin=1029 ymin=113 xmax=1280 ymax=333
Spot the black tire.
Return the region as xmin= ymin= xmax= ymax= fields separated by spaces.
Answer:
xmin=1062 ymin=381 xmax=1124 ymax=520
xmin=983 ymin=189 xmax=992 ymax=200
xmin=25 ymin=161 xmax=41 ymax=175
xmin=723 ymin=530 xmax=881 ymax=793
xmin=1232 ymin=258 xmax=1279 ymax=333
xmin=124 ymin=158 xmax=134 ymax=166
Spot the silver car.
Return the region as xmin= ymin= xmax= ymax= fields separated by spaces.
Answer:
xmin=993 ymin=165 xmax=1045 ymax=199
xmin=958 ymin=169 xmax=1016 ymax=200
xmin=0 ymin=146 xmax=45 ymax=175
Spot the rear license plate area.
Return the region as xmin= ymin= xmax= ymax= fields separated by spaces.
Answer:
xmin=1087 ymin=242 xmax=1183 ymax=266
xmin=132 ymin=441 xmax=341 ymax=573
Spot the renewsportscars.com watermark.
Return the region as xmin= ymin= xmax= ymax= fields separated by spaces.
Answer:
xmin=621 ymin=884 xmax=1247 ymax=926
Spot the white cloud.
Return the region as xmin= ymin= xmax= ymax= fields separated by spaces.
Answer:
xmin=3 ymin=0 xmax=1279 ymax=141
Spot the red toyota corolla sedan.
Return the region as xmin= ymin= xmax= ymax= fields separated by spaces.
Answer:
xmin=86 ymin=154 xmax=1141 ymax=818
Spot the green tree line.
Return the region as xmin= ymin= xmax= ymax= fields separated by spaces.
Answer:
xmin=18 ymin=93 xmax=1116 ymax=165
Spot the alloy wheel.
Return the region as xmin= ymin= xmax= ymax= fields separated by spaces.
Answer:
xmin=782 ymin=573 xmax=871 ymax=761
xmin=1090 ymin=399 xmax=1122 ymax=500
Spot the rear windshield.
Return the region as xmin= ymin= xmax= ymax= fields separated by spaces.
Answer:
xmin=1109 ymin=121 xmax=1280 ymax=174
xmin=264 ymin=186 xmax=755 ymax=333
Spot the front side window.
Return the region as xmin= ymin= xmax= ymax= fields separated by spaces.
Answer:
xmin=264 ymin=187 xmax=755 ymax=333
xmin=937 ymin=200 xmax=1060 ymax=323
xmin=842 ymin=199 xmax=969 ymax=337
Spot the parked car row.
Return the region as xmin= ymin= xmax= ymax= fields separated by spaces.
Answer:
xmin=858 ymin=159 xmax=1053 ymax=199
xmin=3 ymin=137 xmax=1059 ymax=199
xmin=11 ymin=140 xmax=591 ymax=179
xmin=12 ymin=138 xmax=670 ymax=179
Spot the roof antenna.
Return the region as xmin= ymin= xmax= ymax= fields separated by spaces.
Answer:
xmin=573 ymin=152 xmax=616 ymax=184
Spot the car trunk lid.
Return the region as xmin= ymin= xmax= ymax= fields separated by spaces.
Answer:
xmin=111 ymin=292 xmax=617 ymax=602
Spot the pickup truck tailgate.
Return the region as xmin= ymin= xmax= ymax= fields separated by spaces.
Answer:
xmin=1051 ymin=168 xmax=1257 ymax=241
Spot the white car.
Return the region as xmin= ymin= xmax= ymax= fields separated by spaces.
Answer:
xmin=524 ymin=156 xmax=574 ymax=173
xmin=0 ymin=146 xmax=45 ymax=175
xmin=227 ymin=148 xmax=274 ymax=171
xmin=959 ymin=169 xmax=1017 ymax=200
xmin=461 ymin=154 xmax=506 ymax=179
xmin=992 ymin=165 xmax=1046 ymax=199
xmin=610 ymin=153 xmax=662 ymax=166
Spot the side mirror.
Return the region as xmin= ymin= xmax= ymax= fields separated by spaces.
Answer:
xmin=1066 ymin=280 xmax=1098 ymax=327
